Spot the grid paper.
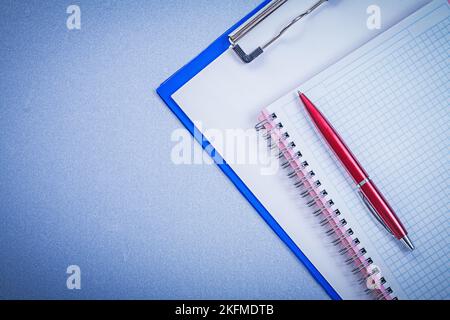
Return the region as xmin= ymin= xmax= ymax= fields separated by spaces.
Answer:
xmin=270 ymin=4 xmax=449 ymax=299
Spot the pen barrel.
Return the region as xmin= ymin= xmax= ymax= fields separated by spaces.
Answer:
xmin=300 ymin=93 xmax=368 ymax=183
xmin=360 ymin=181 xmax=407 ymax=239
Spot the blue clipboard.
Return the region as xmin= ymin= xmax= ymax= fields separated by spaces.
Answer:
xmin=156 ymin=1 xmax=341 ymax=300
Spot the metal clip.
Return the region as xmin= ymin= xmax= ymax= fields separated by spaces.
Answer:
xmin=229 ymin=0 xmax=329 ymax=63
xmin=358 ymin=191 xmax=393 ymax=235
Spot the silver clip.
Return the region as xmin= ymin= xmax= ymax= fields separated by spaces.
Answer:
xmin=229 ymin=0 xmax=329 ymax=63
xmin=358 ymin=191 xmax=393 ymax=235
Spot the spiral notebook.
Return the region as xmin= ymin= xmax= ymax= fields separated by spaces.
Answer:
xmin=162 ymin=0 xmax=447 ymax=299
xmin=256 ymin=1 xmax=449 ymax=299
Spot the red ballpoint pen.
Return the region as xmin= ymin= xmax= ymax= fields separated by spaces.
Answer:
xmin=298 ymin=92 xmax=414 ymax=250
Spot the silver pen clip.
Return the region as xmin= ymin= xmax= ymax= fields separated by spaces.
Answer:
xmin=358 ymin=191 xmax=393 ymax=235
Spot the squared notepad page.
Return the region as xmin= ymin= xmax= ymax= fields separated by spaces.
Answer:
xmin=266 ymin=1 xmax=449 ymax=299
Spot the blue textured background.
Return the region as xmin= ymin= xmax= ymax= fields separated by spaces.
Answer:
xmin=0 ymin=0 xmax=328 ymax=299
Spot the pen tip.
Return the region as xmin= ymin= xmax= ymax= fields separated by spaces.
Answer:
xmin=400 ymin=235 xmax=415 ymax=251
xmin=298 ymin=92 xmax=310 ymax=107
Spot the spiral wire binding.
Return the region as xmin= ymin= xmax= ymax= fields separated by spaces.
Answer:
xmin=256 ymin=110 xmax=396 ymax=300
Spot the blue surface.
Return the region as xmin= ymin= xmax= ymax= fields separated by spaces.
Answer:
xmin=157 ymin=0 xmax=341 ymax=300
xmin=0 ymin=0 xmax=327 ymax=299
